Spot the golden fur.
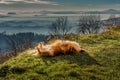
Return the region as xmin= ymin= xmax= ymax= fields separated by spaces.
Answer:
xmin=31 ymin=40 xmax=84 ymax=57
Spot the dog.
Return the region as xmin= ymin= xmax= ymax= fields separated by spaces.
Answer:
xmin=31 ymin=40 xmax=84 ymax=57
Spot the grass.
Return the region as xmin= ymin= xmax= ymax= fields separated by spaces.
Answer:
xmin=0 ymin=26 xmax=120 ymax=80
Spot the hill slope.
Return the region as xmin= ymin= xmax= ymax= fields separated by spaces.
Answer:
xmin=0 ymin=26 xmax=120 ymax=80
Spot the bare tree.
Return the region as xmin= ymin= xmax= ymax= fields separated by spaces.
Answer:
xmin=49 ymin=16 xmax=70 ymax=38
xmin=77 ymin=14 xmax=103 ymax=34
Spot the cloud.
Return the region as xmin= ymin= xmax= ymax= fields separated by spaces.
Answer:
xmin=0 ymin=0 xmax=59 ymax=5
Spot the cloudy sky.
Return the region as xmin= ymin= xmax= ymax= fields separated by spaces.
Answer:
xmin=0 ymin=0 xmax=120 ymax=11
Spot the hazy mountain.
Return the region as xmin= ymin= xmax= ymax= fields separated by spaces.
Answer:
xmin=85 ymin=9 xmax=120 ymax=14
xmin=42 ymin=9 xmax=120 ymax=14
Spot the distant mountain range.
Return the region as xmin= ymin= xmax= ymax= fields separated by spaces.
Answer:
xmin=19 ymin=9 xmax=120 ymax=15
xmin=1 ymin=9 xmax=120 ymax=16
xmin=0 ymin=9 xmax=120 ymax=19
xmin=42 ymin=9 xmax=120 ymax=14
xmin=85 ymin=9 xmax=120 ymax=14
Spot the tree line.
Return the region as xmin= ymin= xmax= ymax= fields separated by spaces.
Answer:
xmin=0 ymin=32 xmax=49 ymax=54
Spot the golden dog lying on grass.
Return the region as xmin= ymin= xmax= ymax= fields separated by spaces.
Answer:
xmin=28 ymin=40 xmax=84 ymax=57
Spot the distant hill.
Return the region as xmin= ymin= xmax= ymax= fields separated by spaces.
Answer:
xmin=85 ymin=9 xmax=120 ymax=14
xmin=0 ymin=26 xmax=120 ymax=80
xmin=102 ymin=9 xmax=120 ymax=14
xmin=103 ymin=17 xmax=120 ymax=25
xmin=44 ymin=9 xmax=120 ymax=14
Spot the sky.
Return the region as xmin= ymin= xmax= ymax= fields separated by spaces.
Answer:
xmin=0 ymin=0 xmax=120 ymax=11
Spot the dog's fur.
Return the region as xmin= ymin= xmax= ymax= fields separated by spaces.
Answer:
xmin=32 ymin=40 xmax=84 ymax=57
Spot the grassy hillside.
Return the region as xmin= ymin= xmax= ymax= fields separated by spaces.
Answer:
xmin=0 ymin=26 xmax=120 ymax=80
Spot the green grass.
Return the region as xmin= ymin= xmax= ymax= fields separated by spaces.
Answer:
xmin=0 ymin=27 xmax=120 ymax=80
